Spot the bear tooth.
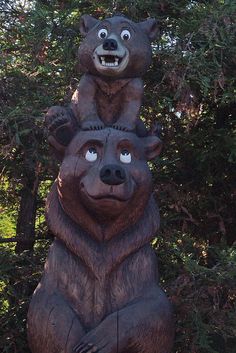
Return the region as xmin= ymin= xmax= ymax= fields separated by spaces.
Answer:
xmin=102 ymin=60 xmax=106 ymax=66
xmin=115 ymin=58 xmax=119 ymax=63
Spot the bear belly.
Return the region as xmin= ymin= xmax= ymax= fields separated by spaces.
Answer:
xmin=42 ymin=240 xmax=158 ymax=331
xmin=96 ymin=90 xmax=122 ymax=125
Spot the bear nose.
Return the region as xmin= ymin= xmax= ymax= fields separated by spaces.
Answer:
xmin=100 ymin=164 xmax=126 ymax=185
xmin=103 ymin=38 xmax=118 ymax=51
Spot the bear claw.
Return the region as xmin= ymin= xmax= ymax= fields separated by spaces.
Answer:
xmin=112 ymin=124 xmax=132 ymax=131
xmin=74 ymin=342 xmax=98 ymax=353
xmin=81 ymin=123 xmax=105 ymax=131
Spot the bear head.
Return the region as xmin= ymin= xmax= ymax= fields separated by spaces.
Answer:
xmin=78 ymin=14 xmax=159 ymax=79
xmin=47 ymin=122 xmax=162 ymax=241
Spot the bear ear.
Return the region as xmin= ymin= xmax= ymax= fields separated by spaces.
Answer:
xmin=139 ymin=18 xmax=159 ymax=42
xmin=79 ymin=15 xmax=100 ymax=36
xmin=143 ymin=135 xmax=162 ymax=161
xmin=45 ymin=106 xmax=79 ymax=160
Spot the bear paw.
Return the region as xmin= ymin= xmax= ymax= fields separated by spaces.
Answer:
xmin=45 ymin=106 xmax=76 ymax=133
xmin=73 ymin=318 xmax=121 ymax=353
xmin=45 ymin=106 xmax=78 ymax=148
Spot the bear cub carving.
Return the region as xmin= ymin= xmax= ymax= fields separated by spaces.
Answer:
xmin=27 ymin=124 xmax=174 ymax=353
xmin=47 ymin=14 xmax=159 ymax=137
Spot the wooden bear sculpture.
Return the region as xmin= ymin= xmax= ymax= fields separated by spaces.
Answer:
xmin=47 ymin=14 xmax=159 ymax=134
xmin=27 ymin=122 xmax=174 ymax=353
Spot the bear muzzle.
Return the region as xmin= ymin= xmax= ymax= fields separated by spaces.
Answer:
xmin=93 ymin=36 xmax=129 ymax=74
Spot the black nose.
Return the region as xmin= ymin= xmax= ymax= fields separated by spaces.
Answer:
xmin=100 ymin=164 xmax=126 ymax=185
xmin=103 ymin=38 xmax=118 ymax=51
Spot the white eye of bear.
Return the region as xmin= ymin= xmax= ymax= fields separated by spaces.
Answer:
xmin=120 ymin=149 xmax=131 ymax=164
xmin=85 ymin=147 xmax=98 ymax=162
xmin=121 ymin=29 xmax=131 ymax=41
xmin=98 ymin=28 xmax=108 ymax=39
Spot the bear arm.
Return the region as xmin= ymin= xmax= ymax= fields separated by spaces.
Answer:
xmin=115 ymin=78 xmax=143 ymax=131
xmin=74 ymin=286 xmax=174 ymax=353
xmin=72 ymin=74 xmax=102 ymax=126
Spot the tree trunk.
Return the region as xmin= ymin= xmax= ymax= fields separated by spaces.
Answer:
xmin=15 ymin=172 xmax=39 ymax=253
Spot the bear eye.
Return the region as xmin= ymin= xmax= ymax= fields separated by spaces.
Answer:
xmin=98 ymin=28 xmax=108 ymax=39
xmin=120 ymin=149 xmax=131 ymax=164
xmin=121 ymin=29 xmax=131 ymax=41
xmin=85 ymin=147 xmax=98 ymax=162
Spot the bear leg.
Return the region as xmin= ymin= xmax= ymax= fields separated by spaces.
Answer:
xmin=28 ymin=287 xmax=85 ymax=353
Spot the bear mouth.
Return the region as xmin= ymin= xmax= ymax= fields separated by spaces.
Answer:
xmin=85 ymin=191 xmax=130 ymax=203
xmin=90 ymin=194 xmax=128 ymax=202
xmin=98 ymin=55 xmax=123 ymax=67
xmin=93 ymin=48 xmax=129 ymax=75
xmin=80 ymin=183 xmax=133 ymax=203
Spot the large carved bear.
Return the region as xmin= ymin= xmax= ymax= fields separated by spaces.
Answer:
xmin=27 ymin=124 xmax=174 ymax=353
xmin=47 ymin=14 xmax=158 ymax=134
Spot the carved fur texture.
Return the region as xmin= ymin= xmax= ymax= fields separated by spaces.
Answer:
xmin=71 ymin=15 xmax=159 ymax=132
xmin=27 ymin=129 xmax=174 ymax=353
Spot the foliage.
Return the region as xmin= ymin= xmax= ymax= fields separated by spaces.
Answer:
xmin=0 ymin=242 xmax=50 ymax=353
xmin=0 ymin=0 xmax=235 ymax=352
xmin=155 ymin=232 xmax=236 ymax=353
xmin=0 ymin=211 xmax=16 ymax=238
